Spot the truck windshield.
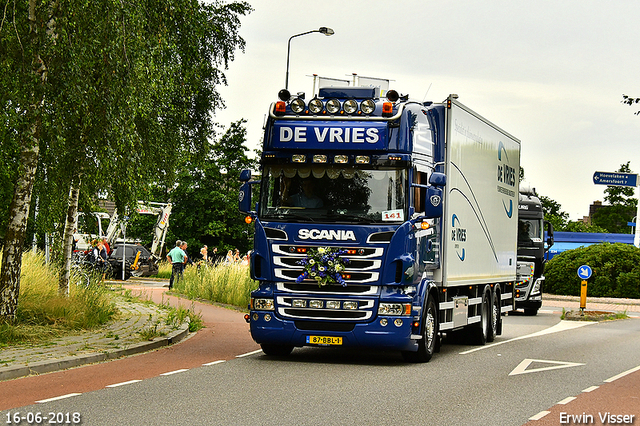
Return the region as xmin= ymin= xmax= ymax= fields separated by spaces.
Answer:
xmin=259 ymin=165 xmax=407 ymax=223
xmin=518 ymin=218 xmax=543 ymax=246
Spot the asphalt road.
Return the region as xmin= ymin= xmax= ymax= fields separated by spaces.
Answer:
xmin=2 ymin=301 xmax=638 ymax=425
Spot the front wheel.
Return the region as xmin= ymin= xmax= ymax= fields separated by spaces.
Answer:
xmin=402 ymin=295 xmax=438 ymax=363
xmin=260 ymin=344 xmax=294 ymax=356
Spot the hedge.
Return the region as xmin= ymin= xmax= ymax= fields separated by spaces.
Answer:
xmin=544 ymin=243 xmax=640 ymax=299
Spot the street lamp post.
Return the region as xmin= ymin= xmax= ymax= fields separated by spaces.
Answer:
xmin=285 ymin=27 xmax=334 ymax=91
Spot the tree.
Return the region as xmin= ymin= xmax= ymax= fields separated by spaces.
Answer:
xmin=592 ymin=162 xmax=637 ymax=233
xmin=0 ymin=0 xmax=251 ymax=320
xmin=622 ymin=95 xmax=640 ymax=115
xmin=539 ymin=195 xmax=569 ymax=231
xmin=0 ymin=0 xmax=55 ymax=320
xmin=167 ymin=120 xmax=257 ymax=259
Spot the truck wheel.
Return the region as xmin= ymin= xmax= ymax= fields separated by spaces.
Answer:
xmin=402 ymin=295 xmax=438 ymax=363
xmin=470 ymin=293 xmax=490 ymax=345
xmin=260 ymin=344 xmax=294 ymax=356
xmin=488 ymin=292 xmax=499 ymax=342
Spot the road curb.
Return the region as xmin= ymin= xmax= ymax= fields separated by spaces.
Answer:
xmin=0 ymin=322 xmax=190 ymax=382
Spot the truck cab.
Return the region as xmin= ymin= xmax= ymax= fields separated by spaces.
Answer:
xmin=515 ymin=186 xmax=554 ymax=315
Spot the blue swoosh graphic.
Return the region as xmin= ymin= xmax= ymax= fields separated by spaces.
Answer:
xmin=457 ymin=248 xmax=465 ymax=261
xmin=503 ymin=199 xmax=513 ymax=218
xmin=452 ymin=214 xmax=461 ymax=227
xmin=498 ymin=141 xmax=508 ymax=162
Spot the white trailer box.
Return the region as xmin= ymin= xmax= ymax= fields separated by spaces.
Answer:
xmin=441 ymin=98 xmax=520 ymax=287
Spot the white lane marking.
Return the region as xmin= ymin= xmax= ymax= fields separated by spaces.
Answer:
xmin=36 ymin=393 xmax=82 ymax=403
xmin=106 ymin=380 xmax=142 ymax=388
xmin=582 ymin=385 xmax=599 ymax=393
xmin=460 ymin=320 xmax=595 ymax=354
xmin=509 ymin=359 xmax=585 ymax=376
xmin=557 ymin=396 xmax=577 ymax=405
xmin=160 ymin=368 xmax=189 ymax=376
xmin=604 ymin=365 xmax=640 ymax=382
xmin=529 ymin=411 xmax=551 ymax=421
xmin=236 ymin=349 xmax=263 ymax=358
xmin=203 ymin=360 xmax=226 ymax=366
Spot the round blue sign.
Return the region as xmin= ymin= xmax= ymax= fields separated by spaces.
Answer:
xmin=577 ymin=265 xmax=592 ymax=280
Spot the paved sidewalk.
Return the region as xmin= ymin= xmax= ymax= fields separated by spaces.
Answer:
xmin=541 ymin=293 xmax=640 ymax=315
xmin=0 ymin=290 xmax=189 ymax=382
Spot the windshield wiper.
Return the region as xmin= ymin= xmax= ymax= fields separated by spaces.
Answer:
xmin=327 ymin=213 xmax=374 ymax=223
xmin=265 ymin=212 xmax=317 ymax=222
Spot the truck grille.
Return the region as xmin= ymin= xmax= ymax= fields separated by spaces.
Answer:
xmin=271 ymin=243 xmax=385 ymax=322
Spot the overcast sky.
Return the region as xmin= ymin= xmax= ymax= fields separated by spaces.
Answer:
xmin=214 ymin=0 xmax=640 ymax=221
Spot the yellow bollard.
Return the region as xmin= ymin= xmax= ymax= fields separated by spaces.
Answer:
xmin=580 ymin=280 xmax=587 ymax=314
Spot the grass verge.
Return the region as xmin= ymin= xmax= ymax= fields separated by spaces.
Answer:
xmin=0 ymin=251 xmax=118 ymax=347
xmin=170 ymin=261 xmax=256 ymax=309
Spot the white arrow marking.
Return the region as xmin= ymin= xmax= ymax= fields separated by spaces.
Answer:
xmin=460 ymin=320 xmax=595 ymax=354
xmin=509 ymin=358 xmax=585 ymax=376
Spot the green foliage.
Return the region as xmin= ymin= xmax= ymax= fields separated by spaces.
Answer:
xmin=545 ymin=243 xmax=640 ymax=298
xmin=622 ymin=94 xmax=640 ymax=115
xmin=540 ymin=195 xmax=569 ymax=231
xmin=591 ymin=162 xmax=637 ymax=233
xmin=165 ymin=120 xmax=257 ymax=258
xmin=0 ymin=0 xmax=252 ymax=246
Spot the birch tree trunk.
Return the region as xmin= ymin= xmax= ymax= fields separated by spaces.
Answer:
xmin=59 ymin=182 xmax=81 ymax=296
xmin=0 ymin=125 xmax=40 ymax=321
xmin=0 ymin=0 xmax=50 ymax=321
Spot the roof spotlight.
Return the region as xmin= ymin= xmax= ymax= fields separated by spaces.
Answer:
xmin=386 ymin=90 xmax=399 ymax=102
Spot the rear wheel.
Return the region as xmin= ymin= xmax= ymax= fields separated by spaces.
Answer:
xmin=402 ymin=295 xmax=438 ymax=363
xmin=488 ymin=292 xmax=499 ymax=342
xmin=470 ymin=292 xmax=490 ymax=345
xmin=260 ymin=344 xmax=294 ymax=356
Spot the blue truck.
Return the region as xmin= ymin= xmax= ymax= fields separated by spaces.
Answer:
xmin=240 ymin=85 xmax=520 ymax=362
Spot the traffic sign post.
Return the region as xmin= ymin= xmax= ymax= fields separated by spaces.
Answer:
xmin=577 ymin=265 xmax=592 ymax=315
xmin=593 ymin=171 xmax=640 ymax=249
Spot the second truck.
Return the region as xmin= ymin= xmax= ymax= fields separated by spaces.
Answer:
xmin=240 ymin=84 xmax=521 ymax=362
xmin=515 ymin=186 xmax=554 ymax=315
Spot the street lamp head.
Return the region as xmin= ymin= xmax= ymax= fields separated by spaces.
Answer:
xmin=319 ymin=27 xmax=335 ymax=36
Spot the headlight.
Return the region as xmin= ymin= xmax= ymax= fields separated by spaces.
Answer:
xmin=326 ymin=99 xmax=341 ymax=114
xmin=343 ymin=99 xmax=358 ymax=114
xmin=360 ymin=99 xmax=375 ymax=114
xmin=290 ymin=98 xmax=305 ymax=114
xmin=252 ymin=298 xmax=274 ymax=311
xmin=308 ymin=99 xmax=323 ymax=114
xmin=531 ymin=279 xmax=542 ymax=295
xmin=378 ymin=303 xmax=411 ymax=316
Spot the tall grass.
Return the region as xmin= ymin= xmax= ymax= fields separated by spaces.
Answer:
xmin=0 ymin=250 xmax=118 ymax=346
xmin=172 ymin=261 xmax=256 ymax=309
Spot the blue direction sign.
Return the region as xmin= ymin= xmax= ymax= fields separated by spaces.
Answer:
xmin=577 ymin=265 xmax=592 ymax=280
xmin=593 ymin=171 xmax=638 ymax=187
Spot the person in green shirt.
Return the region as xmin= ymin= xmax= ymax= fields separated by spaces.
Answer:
xmin=167 ymin=240 xmax=188 ymax=289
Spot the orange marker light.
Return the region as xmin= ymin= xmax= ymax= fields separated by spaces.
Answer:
xmin=421 ymin=222 xmax=430 ymax=230
xmin=245 ymin=216 xmax=253 ymax=224
xmin=382 ymin=102 xmax=393 ymax=116
xmin=275 ymin=101 xmax=286 ymax=115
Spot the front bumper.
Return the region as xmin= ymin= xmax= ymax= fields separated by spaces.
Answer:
xmin=248 ymin=311 xmax=419 ymax=352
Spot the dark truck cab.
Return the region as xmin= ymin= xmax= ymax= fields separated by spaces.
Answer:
xmin=515 ymin=186 xmax=554 ymax=315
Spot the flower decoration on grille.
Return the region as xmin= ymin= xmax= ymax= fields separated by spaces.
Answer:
xmin=296 ymin=247 xmax=350 ymax=287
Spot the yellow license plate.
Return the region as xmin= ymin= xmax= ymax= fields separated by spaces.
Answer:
xmin=306 ymin=335 xmax=342 ymax=346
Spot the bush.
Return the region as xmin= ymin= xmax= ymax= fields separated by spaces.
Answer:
xmin=545 ymin=243 xmax=640 ymax=298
